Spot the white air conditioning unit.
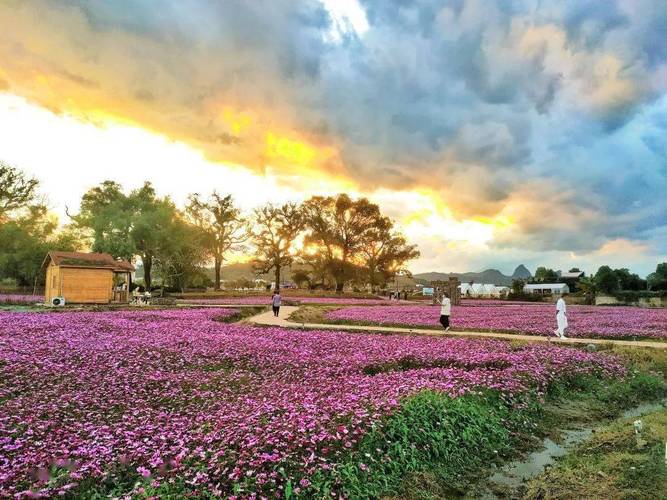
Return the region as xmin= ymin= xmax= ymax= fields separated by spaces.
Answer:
xmin=50 ymin=296 xmax=66 ymax=307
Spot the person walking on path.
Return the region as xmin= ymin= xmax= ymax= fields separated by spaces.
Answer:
xmin=438 ymin=292 xmax=451 ymax=331
xmin=271 ymin=290 xmax=282 ymax=317
xmin=554 ymin=293 xmax=568 ymax=339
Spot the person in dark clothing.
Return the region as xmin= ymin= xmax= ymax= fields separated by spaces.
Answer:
xmin=271 ymin=290 xmax=282 ymax=317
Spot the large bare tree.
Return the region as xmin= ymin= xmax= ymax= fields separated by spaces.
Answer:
xmin=251 ymin=203 xmax=304 ymax=290
xmin=186 ymin=192 xmax=247 ymax=290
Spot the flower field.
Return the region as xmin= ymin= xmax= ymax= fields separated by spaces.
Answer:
xmin=326 ymin=304 xmax=667 ymax=339
xmin=0 ymin=308 xmax=626 ymax=497
xmin=177 ymin=296 xmax=406 ymax=305
xmin=0 ymin=294 xmax=43 ymax=305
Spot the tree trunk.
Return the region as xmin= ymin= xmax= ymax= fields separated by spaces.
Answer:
xmin=275 ymin=265 xmax=281 ymax=291
xmin=337 ymin=250 xmax=348 ymax=293
xmin=143 ymin=254 xmax=152 ymax=289
xmin=214 ymin=256 xmax=222 ymax=291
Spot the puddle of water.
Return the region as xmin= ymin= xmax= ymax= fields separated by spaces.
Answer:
xmin=476 ymin=398 xmax=667 ymax=499
xmin=488 ymin=428 xmax=592 ymax=488
xmin=621 ymin=399 xmax=666 ymax=419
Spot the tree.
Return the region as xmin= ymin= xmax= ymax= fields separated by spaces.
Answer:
xmin=73 ymin=181 xmax=135 ymax=260
xmin=129 ymin=183 xmax=180 ymax=289
xmin=578 ymin=276 xmax=597 ymax=303
xmin=185 ymin=192 xmax=247 ymax=290
xmin=0 ymin=206 xmax=82 ymax=287
xmin=0 ymin=161 xmax=39 ymax=223
xmin=568 ymin=267 xmax=581 ymax=273
xmin=511 ymin=279 xmax=525 ymax=295
xmin=594 ymin=265 xmax=620 ymax=294
xmin=303 ymin=194 xmax=385 ymax=292
xmin=534 ymin=266 xmax=559 ymax=282
xmin=74 ymin=181 xmax=182 ymax=288
xmin=647 ymin=263 xmax=667 ymax=291
xmin=251 ymin=203 xmax=305 ymax=290
xmin=360 ymin=220 xmax=419 ymax=291
xmin=153 ymin=218 xmax=207 ymax=292
xmin=291 ymin=268 xmax=311 ymax=289
xmin=0 ymin=167 xmax=83 ymax=288
xmin=613 ymin=268 xmax=646 ymax=291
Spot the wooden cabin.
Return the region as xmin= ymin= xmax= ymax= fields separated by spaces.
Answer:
xmin=42 ymin=251 xmax=134 ymax=304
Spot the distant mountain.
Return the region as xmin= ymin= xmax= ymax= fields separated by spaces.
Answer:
xmin=414 ymin=269 xmax=508 ymax=286
xmin=511 ymin=264 xmax=532 ymax=280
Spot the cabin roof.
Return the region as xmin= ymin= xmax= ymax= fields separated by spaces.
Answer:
xmin=42 ymin=251 xmax=134 ymax=272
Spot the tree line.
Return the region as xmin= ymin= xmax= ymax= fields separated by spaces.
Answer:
xmin=515 ymin=264 xmax=667 ymax=296
xmin=0 ymin=162 xmax=419 ymax=292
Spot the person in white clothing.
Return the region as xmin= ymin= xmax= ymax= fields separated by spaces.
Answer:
xmin=554 ymin=294 xmax=568 ymax=339
xmin=438 ymin=292 xmax=451 ymax=331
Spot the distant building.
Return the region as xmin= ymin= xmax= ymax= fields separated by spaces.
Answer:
xmin=42 ymin=251 xmax=134 ymax=304
xmin=523 ymin=283 xmax=570 ymax=296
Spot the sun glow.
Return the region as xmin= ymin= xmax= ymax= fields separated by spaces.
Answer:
xmin=0 ymin=92 xmax=516 ymax=265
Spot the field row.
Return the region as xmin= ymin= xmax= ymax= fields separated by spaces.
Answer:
xmin=0 ymin=308 xmax=626 ymax=497
xmin=324 ymin=304 xmax=667 ymax=339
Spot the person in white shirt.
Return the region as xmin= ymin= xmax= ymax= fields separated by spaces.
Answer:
xmin=554 ymin=294 xmax=568 ymax=339
xmin=438 ymin=292 xmax=451 ymax=331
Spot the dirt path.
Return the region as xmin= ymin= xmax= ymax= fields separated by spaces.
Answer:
xmin=245 ymin=306 xmax=667 ymax=349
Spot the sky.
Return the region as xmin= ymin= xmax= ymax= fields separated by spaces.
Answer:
xmin=0 ymin=0 xmax=666 ymax=277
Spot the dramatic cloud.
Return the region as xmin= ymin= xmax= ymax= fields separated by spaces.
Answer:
xmin=0 ymin=0 xmax=665 ymax=273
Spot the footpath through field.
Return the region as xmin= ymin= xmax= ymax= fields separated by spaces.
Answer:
xmin=246 ymin=306 xmax=667 ymax=350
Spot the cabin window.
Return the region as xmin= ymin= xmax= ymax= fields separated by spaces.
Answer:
xmin=52 ymin=274 xmax=56 ymax=288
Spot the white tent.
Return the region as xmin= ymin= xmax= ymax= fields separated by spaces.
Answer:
xmin=459 ymin=283 xmax=507 ymax=298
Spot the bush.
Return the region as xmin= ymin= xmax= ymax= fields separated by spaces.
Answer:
xmin=613 ymin=290 xmax=667 ymax=302
xmin=507 ymin=292 xmax=543 ymax=302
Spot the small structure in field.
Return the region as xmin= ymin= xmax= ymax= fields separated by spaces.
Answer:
xmin=42 ymin=251 xmax=134 ymax=304
xmin=431 ymin=277 xmax=461 ymax=305
xmin=523 ymin=283 xmax=570 ymax=296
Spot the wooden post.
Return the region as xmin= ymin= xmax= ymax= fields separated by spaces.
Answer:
xmin=431 ymin=278 xmax=461 ymax=305
xmin=448 ymin=276 xmax=461 ymax=306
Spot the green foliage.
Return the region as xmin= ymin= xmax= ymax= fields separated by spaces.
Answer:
xmin=308 ymin=390 xmax=539 ymax=498
xmin=302 ymin=194 xmax=416 ymax=292
xmin=185 ymin=192 xmax=247 ymax=290
xmin=511 ymin=278 xmax=525 ymax=295
xmin=647 ymin=262 xmax=667 ymax=291
xmin=548 ymin=371 xmax=666 ymax=420
xmin=534 ymin=266 xmax=559 ymax=282
xmin=594 ymin=265 xmax=620 ymax=294
xmin=251 ymin=202 xmax=305 ymax=289
xmin=0 ymin=207 xmax=83 ymax=286
xmin=73 ymin=180 xmax=206 ymax=288
xmin=612 ymin=268 xmax=646 ymax=291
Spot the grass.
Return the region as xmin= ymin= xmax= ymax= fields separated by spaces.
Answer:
xmin=513 ymin=346 xmax=667 ymax=499
xmin=211 ymin=306 xmax=266 ymax=323
xmin=287 ymin=305 xmax=337 ymax=324
xmin=522 ymin=406 xmax=667 ymax=499
xmin=307 ymin=390 xmax=539 ymax=499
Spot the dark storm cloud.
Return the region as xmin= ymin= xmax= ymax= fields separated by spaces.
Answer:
xmin=0 ymin=0 xmax=666 ymax=255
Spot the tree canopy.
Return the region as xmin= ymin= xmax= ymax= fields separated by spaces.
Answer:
xmin=186 ymin=192 xmax=247 ymax=290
